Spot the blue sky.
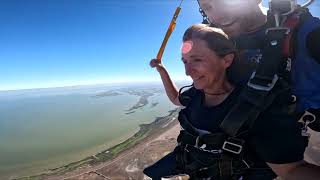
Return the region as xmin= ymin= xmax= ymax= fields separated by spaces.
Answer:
xmin=0 ymin=0 xmax=319 ymax=91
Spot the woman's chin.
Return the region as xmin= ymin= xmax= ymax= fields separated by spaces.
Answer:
xmin=193 ymin=82 xmax=204 ymax=90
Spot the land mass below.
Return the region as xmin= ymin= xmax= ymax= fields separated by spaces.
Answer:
xmin=17 ymin=108 xmax=180 ymax=180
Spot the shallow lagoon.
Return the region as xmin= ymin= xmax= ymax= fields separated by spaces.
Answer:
xmin=0 ymin=82 xmax=180 ymax=179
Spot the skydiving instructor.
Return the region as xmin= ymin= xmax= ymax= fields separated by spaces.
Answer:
xmin=196 ymin=0 xmax=320 ymax=179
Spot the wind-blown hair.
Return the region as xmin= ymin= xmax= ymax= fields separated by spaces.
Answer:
xmin=182 ymin=24 xmax=237 ymax=58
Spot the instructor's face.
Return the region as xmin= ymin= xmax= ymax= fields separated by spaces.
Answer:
xmin=199 ymin=0 xmax=258 ymax=37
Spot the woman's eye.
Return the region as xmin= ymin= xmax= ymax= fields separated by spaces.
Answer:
xmin=194 ymin=58 xmax=202 ymax=62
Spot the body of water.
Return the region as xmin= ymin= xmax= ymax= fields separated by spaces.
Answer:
xmin=0 ymin=82 xmax=179 ymax=179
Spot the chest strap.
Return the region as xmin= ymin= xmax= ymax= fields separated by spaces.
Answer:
xmin=220 ymin=10 xmax=292 ymax=137
xmin=177 ymin=130 xmax=227 ymax=149
xmin=175 ymin=144 xmax=248 ymax=180
xmin=176 ymin=112 xmax=251 ymax=179
xmin=178 ymin=109 xmax=246 ymax=156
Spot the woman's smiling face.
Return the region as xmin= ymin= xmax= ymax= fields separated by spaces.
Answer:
xmin=181 ymin=38 xmax=228 ymax=90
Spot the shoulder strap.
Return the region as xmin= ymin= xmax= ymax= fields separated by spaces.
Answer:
xmin=178 ymin=84 xmax=197 ymax=106
xmin=220 ymin=10 xmax=293 ymax=137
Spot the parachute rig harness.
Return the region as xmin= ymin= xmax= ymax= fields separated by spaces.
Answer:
xmin=152 ymin=0 xmax=319 ymax=179
xmin=196 ymin=0 xmax=319 ymax=134
xmin=173 ymin=0 xmax=319 ymax=179
xmin=266 ymin=0 xmax=320 ymax=136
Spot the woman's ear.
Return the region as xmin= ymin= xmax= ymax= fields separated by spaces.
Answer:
xmin=223 ymin=53 xmax=234 ymax=68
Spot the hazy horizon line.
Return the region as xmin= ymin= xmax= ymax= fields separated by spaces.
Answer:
xmin=0 ymin=79 xmax=191 ymax=92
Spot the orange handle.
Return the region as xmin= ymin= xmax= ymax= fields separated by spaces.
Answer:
xmin=156 ymin=7 xmax=181 ymax=61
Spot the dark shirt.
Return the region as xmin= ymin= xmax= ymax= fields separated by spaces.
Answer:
xmin=180 ymin=86 xmax=307 ymax=164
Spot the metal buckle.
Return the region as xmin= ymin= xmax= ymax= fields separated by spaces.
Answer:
xmin=242 ymin=159 xmax=251 ymax=169
xmin=161 ymin=174 xmax=190 ymax=180
xmin=299 ymin=110 xmax=316 ymax=137
xmin=195 ymin=136 xmax=211 ymax=150
xmin=247 ymin=71 xmax=279 ymax=91
xmin=222 ymin=140 xmax=243 ymax=155
xmin=195 ymin=136 xmax=200 ymax=148
xmin=265 ymin=27 xmax=290 ymax=35
xmin=195 ymin=136 xmax=207 ymax=149
xmin=298 ymin=110 xmax=316 ymax=124
xmin=265 ymin=27 xmax=290 ymax=47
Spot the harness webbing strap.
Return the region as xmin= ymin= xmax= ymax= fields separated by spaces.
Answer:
xmin=255 ymin=30 xmax=288 ymax=79
xmin=221 ymin=15 xmax=290 ymax=137
xmin=176 ymin=114 xmax=251 ymax=179
xmin=177 ymin=130 xmax=227 ymax=148
xmin=220 ymin=84 xmax=284 ymax=137
xmin=194 ymin=161 xmax=220 ymax=178
xmin=182 ymin=144 xmax=238 ymax=179
xmin=219 ymin=154 xmax=233 ymax=180
xmin=178 ymin=110 xmax=199 ymax=136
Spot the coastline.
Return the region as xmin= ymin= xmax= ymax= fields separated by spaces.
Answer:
xmin=16 ymin=108 xmax=181 ymax=180
xmin=2 ymin=127 xmax=141 ymax=180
